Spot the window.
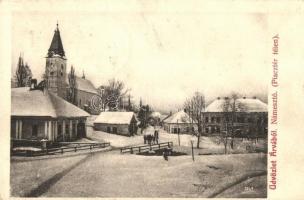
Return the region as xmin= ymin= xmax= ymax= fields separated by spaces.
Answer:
xmin=216 ymin=117 xmax=221 ymax=123
xmin=211 ymin=117 xmax=215 ymax=123
xmin=211 ymin=126 xmax=215 ymax=133
xmin=205 ymin=117 xmax=209 ymax=123
xmin=205 ymin=127 xmax=209 ymax=133
xmin=61 ymin=64 xmax=64 ymax=70
xmin=107 ymin=127 xmax=111 ymax=133
xmin=237 ymin=117 xmax=245 ymax=123
xmin=112 ymin=127 xmax=117 ymax=134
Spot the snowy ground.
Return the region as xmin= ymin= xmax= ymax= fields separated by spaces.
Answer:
xmin=10 ymin=122 xmax=267 ymax=197
xmin=11 ymin=151 xmax=267 ymax=198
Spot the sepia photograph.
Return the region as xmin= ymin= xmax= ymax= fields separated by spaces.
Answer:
xmin=6 ymin=0 xmax=303 ymax=199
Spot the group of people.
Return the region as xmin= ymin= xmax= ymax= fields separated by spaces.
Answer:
xmin=143 ymin=129 xmax=159 ymax=145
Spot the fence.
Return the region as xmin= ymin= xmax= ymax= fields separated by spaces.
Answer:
xmin=11 ymin=140 xmax=111 ymax=157
xmin=120 ymin=142 xmax=173 ymax=154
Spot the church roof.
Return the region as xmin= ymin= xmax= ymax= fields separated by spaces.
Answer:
xmin=94 ymin=112 xmax=136 ymax=125
xmin=66 ymin=76 xmax=98 ymax=94
xmin=205 ymin=98 xmax=268 ymax=112
xmin=48 ymin=24 xmax=65 ymax=57
xmin=11 ymin=87 xmax=89 ymax=118
xmin=75 ymin=76 xmax=98 ymax=94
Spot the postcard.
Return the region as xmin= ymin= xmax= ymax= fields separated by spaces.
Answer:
xmin=0 ymin=0 xmax=304 ymax=199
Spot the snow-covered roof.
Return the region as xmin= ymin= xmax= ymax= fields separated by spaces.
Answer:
xmin=11 ymin=87 xmax=90 ymax=118
xmin=205 ymin=98 xmax=268 ymax=112
xmin=151 ymin=111 xmax=161 ymax=118
xmin=66 ymin=76 xmax=98 ymax=94
xmin=163 ymin=110 xmax=192 ymax=124
xmin=94 ymin=112 xmax=136 ymax=124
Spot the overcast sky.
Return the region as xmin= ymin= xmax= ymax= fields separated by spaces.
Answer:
xmin=11 ymin=5 xmax=269 ymax=113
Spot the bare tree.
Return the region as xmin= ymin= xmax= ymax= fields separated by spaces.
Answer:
xmin=221 ymin=93 xmax=245 ymax=154
xmin=99 ymin=79 xmax=130 ymax=111
xmin=15 ymin=55 xmax=32 ymax=87
xmin=184 ymin=92 xmax=205 ymax=148
xmin=67 ymin=66 xmax=77 ymax=105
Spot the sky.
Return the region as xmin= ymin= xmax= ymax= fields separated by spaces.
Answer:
xmin=11 ymin=4 xmax=269 ymax=113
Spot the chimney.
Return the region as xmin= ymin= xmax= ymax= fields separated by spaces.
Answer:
xmin=253 ymin=96 xmax=257 ymax=99
xmin=243 ymin=96 xmax=246 ymax=99
xmin=224 ymin=97 xmax=229 ymax=100
xmin=217 ymin=97 xmax=220 ymax=100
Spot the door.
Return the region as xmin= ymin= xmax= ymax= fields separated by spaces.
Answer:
xmin=32 ymin=125 xmax=38 ymax=137
xmin=112 ymin=127 xmax=117 ymax=134
xmin=77 ymin=122 xmax=86 ymax=138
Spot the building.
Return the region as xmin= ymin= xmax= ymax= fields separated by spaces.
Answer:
xmin=45 ymin=23 xmax=98 ymax=113
xmin=203 ymin=97 xmax=268 ymax=137
xmin=74 ymin=75 xmax=99 ymax=110
xmin=163 ymin=110 xmax=196 ymax=134
xmin=93 ymin=112 xmax=138 ymax=136
xmin=11 ymin=87 xmax=90 ymax=142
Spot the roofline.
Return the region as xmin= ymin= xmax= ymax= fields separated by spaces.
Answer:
xmin=11 ymin=115 xmax=88 ymax=119
xmin=203 ymin=111 xmax=268 ymax=113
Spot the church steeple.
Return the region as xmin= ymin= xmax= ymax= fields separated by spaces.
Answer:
xmin=47 ymin=22 xmax=65 ymax=58
xmin=45 ymin=22 xmax=67 ymax=99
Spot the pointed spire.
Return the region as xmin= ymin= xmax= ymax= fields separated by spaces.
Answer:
xmin=47 ymin=22 xmax=65 ymax=57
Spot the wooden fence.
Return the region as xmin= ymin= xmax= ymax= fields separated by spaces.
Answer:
xmin=120 ymin=142 xmax=173 ymax=154
xmin=12 ymin=141 xmax=111 ymax=157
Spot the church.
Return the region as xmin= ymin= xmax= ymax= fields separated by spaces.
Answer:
xmin=45 ymin=23 xmax=98 ymax=113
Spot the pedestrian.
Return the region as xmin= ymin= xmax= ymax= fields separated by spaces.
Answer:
xmin=155 ymin=130 xmax=159 ymax=144
xmin=230 ymin=139 xmax=234 ymax=149
xmin=163 ymin=148 xmax=168 ymax=161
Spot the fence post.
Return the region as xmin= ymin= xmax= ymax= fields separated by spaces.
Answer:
xmin=75 ymin=146 xmax=77 ymax=152
xmin=46 ymin=147 xmax=48 ymax=155
xmin=130 ymin=147 xmax=133 ymax=154
xmin=61 ymin=147 xmax=63 ymax=154
xmin=90 ymin=145 xmax=92 ymax=150
xmin=139 ymin=147 xmax=141 ymax=153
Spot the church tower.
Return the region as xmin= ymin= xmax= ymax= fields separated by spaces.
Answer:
xmin=45 ymin=22 xmax=67 ymax=99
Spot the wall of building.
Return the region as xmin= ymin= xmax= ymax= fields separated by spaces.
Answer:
xmin=45 ymin=56 xmax=67 ymax=99
xmin=76 ymin=90 xmax=96 ymax=109
xmin=11 ymin=117 xmax=87 ymax=141
xmin=163 ymin=123 xmax=196 ymax=134
xmin=11 ymin=119 xmax=46 ymax=139
xmin=202 ymin=112 xmax=268 ymax=137
xmin=94 ymin=123 xmax=131 ymax=136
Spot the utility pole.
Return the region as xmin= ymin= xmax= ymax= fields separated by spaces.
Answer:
xmin=191 ymin=140 xmax=194 ymax=161
xmin=177 ymin=119 xmax=180 ymax=146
